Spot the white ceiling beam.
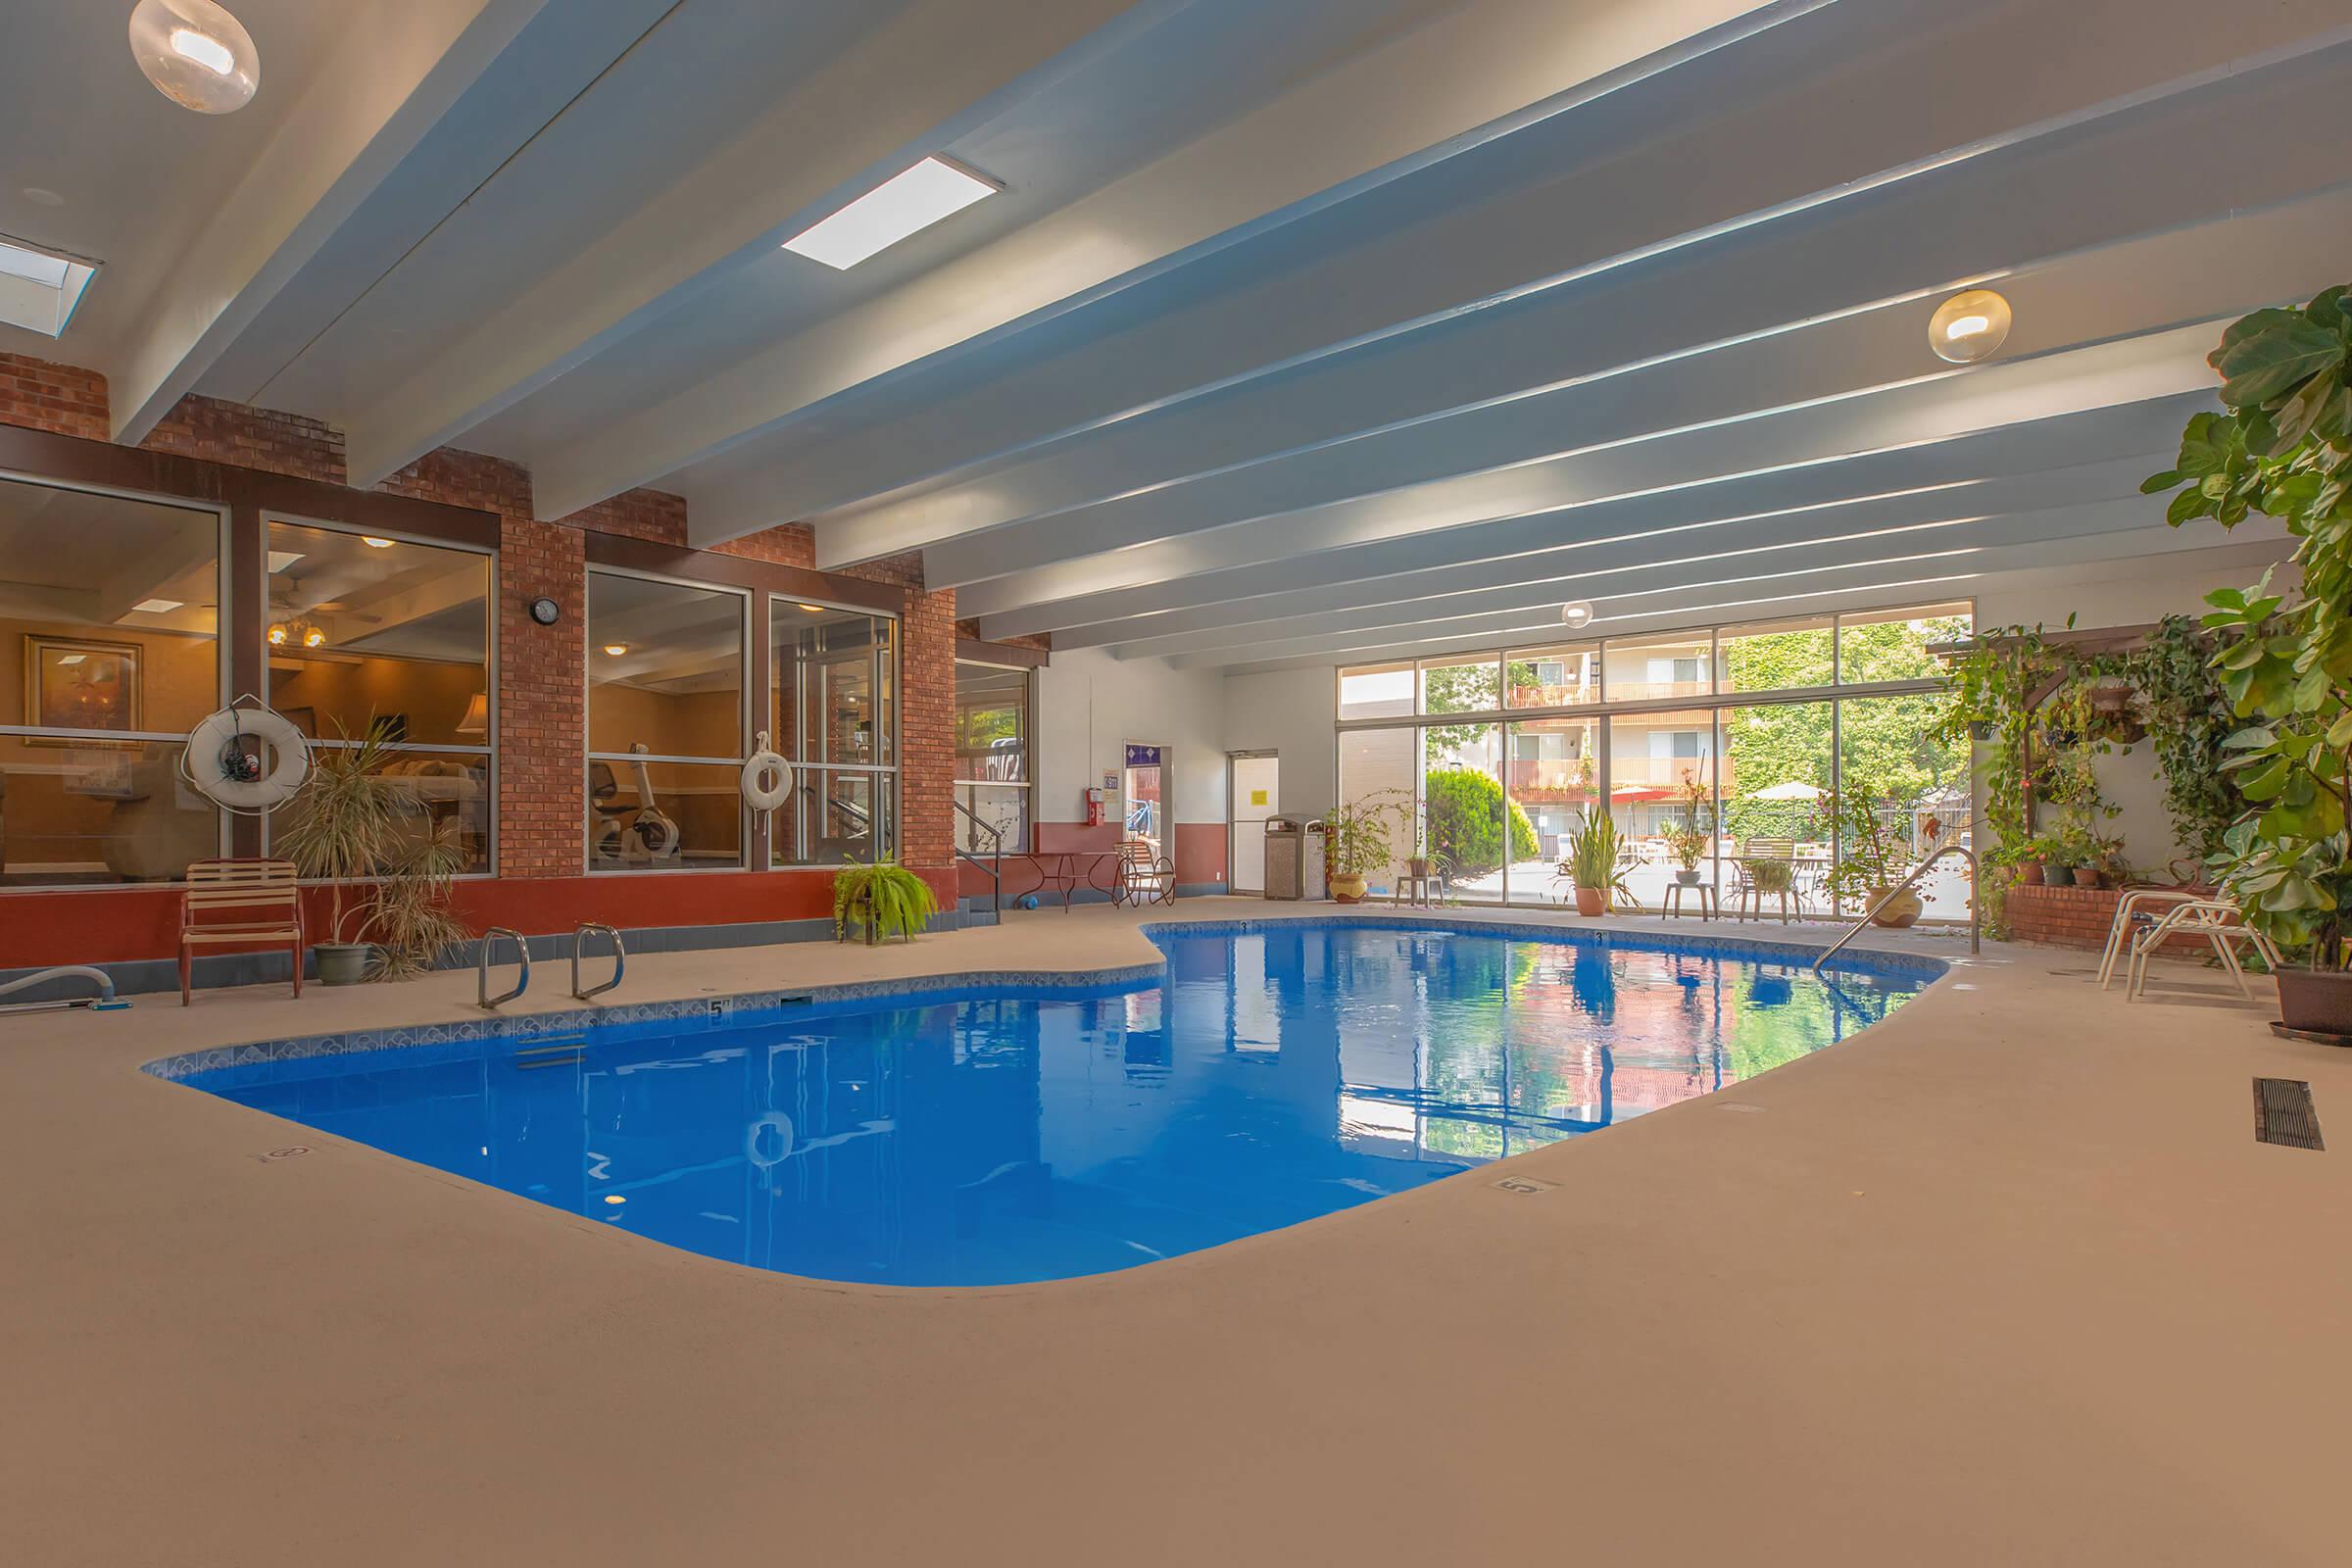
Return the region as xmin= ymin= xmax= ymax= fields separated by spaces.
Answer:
xmin=340 ymin=0 xmax=1152 ymax=490
xmin=1170 ymin=520 xmax=2273 ymax=671
xmin=1116 ymin=496 xmax=2161 ymax=661
xmin=825 ymin=16 xmax=2352 ymax=570
xmin=1062 ymin=460 xmax=2166 ymax=653
xmin=949 ymin=326 xmax=2225 ymax=626
xmin=529 ymin=0 xmax=1799 ymax=531
xmin=107 ymin=0 xmax=552 ymax=444
xmin=971 ymin=403 xmax=2197 ymax=640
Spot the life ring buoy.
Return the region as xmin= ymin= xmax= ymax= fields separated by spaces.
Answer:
xmin=181 ymin=702 xmax=311 ymax=811
xmin=745 ymin=1111 xmax=796 ymax=1169
xmin=742 ymin=729 xmax=794 ymax=811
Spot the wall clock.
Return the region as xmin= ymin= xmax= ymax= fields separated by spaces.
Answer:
xmin=529 ymin=597 xmax=561 ymax=625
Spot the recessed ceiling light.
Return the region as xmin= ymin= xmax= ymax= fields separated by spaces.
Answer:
xmin=0 ymin=233 xmax=98 ymax=337
xmin=128 ymin=0 xmax=260 ymax=115
xmin=782 ymin=157 xmax=998 ymax=270
xmin=131 ymin=598 xmax=183 ymax=613
xmin=795 ymin=603 xmax=822 ymax=612
xmin=1929 ymin=288 xmax=2012 ymax=364
xmin=603 ymin=644 xmax=629 ymax=657
xmin=361 ymin=536 xmax=395 ymax=549
xmin=266 ymin=550 xmax=303 ymax=572
xmin=21 ymin=188 xmax=64 ymax=208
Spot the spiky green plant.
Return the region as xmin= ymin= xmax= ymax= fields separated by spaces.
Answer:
xmin=273 ymin=721 xmax=398 ymax=945
xmin=834 ymin=855 xmax=939 ymax=945
xmin=1562 ymin=807 xmax=1635 ymax=911
xmin=357 ymin=824 xmax=470 ymax=980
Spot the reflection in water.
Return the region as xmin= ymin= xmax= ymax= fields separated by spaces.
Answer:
xmin=192 ymin=928 xmax=1926 ymax=1287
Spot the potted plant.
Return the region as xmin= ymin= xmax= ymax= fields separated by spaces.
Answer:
xmin=2145 ymin=285 xmax=2352 ymax=1032
xmin=832 ymin=855 xmax=938 ymax=945
xmin=276 ymin=723 xmax=397 ymax=985
xmin=1664 ymin=772 xmax=1710 ymax=887
xmin=1823 ymin=786 xmax=1923 ymax=927
xmin=1326 ymin=790 xmax=1405 ymax=904
xmin=1562 ymin=806 xmax=1633 ymax=916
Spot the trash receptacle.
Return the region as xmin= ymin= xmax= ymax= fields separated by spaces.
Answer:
xmin=1263 ymin=817 xmax=1328 ymax=900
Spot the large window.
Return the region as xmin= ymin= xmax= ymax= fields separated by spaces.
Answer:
xmin=0 ymin=476 xmax=223 ymax=886
xmin=955 ymin=660 xmax=1030 ymax=854
xmin=1335 ymin=603 xmax=1973 ymax=914
xmin=265 ymin=520 xmax=493 ymax=874
xmin=772 ymin=598 xmax=896 ymax=866
xmin=588 ymin=570 xmax=749 ymax=872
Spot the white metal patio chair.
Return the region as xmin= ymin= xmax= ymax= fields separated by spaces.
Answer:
xmin=2125 ymin=899 xmax=2282 ymax=1002
xmin=2096 ymin=888 xmax=2207 ymax=990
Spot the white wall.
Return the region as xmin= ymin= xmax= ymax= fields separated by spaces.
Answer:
xmin=1221 ymin=665 xmax=1339 ymax=820
xmin=1034 ymin=646 xmax=1229 ymax=832
xmin=1972 ymin=534 xmax=2298 ymax=873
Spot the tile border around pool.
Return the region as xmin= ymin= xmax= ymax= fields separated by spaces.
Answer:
xmin=139 ymin=914 xmax=1946 ymax=1083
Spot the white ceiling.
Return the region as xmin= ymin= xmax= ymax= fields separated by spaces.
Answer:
xmin=6 ymin=0 xmax=2347 ymax=673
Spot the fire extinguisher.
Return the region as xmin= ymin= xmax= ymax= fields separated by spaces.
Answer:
xmin=1084 ymin=787 xmax=1104 ymax=827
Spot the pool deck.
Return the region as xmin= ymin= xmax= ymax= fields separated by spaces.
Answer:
xmin=3 ymin=899 xmax=2345 ymax=1565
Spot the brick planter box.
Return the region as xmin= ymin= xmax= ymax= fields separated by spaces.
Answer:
xmin=2006 ymin=880 xmax=2215 ymax=956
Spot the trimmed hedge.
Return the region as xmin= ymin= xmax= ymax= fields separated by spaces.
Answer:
xmin=1425 ymin=766 xmax=1540 ymax=876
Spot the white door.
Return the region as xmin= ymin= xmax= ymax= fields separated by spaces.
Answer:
xmin=1230 ymin=754 xmax=1280 ymax=894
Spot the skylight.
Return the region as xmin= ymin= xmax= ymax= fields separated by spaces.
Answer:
xmin=0 ymin=234 xmax=98 ymax=337
xmin=782 ymin=157 xmax=998 ymax=270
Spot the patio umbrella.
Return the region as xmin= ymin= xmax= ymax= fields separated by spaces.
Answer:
xmin=1746 ymin=779 xmax=1826 ymax=801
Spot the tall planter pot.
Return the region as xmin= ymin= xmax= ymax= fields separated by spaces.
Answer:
xmin=2277 ymin=970 xmax=2352 ymax=1037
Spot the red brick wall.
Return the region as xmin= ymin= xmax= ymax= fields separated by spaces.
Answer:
xmin=2007 ymin=880 xmax=2213 ymax=956
xmin=1 ymin=364 xmax=957 ymax=890
xmin=0 ymin=352 xmax=108 ymax=440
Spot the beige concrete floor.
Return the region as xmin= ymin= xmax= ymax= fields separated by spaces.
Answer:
xmin=3 ymin=899 xmax=2346 ymax=1565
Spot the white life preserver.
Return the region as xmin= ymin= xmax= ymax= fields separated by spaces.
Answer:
xmin=742 ymin=729 xmax=794 ymax=811
xmin=745 ymin=1111 xmax=796 ymax=1169
xmin=181 ymin=702 xmax=311 ymax=811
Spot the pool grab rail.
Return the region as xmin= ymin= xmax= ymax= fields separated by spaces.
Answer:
xmin=477 ymin=927 xmax=529 ymax=1010
xmin=570 ymin=922 xmax=625 ymax=1001
xmin=1810 ymin=843 xmax=1979 ymax=974
xmin=0 ymin=965 xmax=127 ymax=1014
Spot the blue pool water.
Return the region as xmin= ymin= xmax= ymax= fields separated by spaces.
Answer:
xmin=182 ymin=924 xmax=1934 ymax=1287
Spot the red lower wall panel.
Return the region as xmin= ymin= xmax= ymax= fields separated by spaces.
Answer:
xmin=2 ymin=867 xmax=958 ymax=969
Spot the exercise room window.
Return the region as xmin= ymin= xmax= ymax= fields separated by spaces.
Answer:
xmin=263 ymin=520 xmax=493 ymax=875
xmin=0 ymin=475 xmax=224 ymax=887
xmin=955 ymin=660 xmax=1030 ymax=854
xmin=587 ymin=569 xmax=749 ymax=873
xmin=771 ymin=597 xmax=897 ymax=866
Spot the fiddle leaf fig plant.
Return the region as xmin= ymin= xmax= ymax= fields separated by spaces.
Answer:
xmin=2144 ymin=286 xmax=2352 ymax=973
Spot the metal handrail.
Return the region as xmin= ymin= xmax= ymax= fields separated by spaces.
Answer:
xmin=570 ymin=922 xmax=625 ymax=1001
xmin=951 ymin=798 xmax=1004 ymax=920
xmin=477 ymin=927 xmax=529 ymax=1009
xmin=1810 ymin=844 xmax=1979 ymax=973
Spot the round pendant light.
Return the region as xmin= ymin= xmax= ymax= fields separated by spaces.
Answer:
xmin=1559 ymin=600 xmax=1595 ymax=631
xmin=129 ymin=0 xmax=260 ymax=115
xmin=1929 ymin=288 xmax=2012 ymax=364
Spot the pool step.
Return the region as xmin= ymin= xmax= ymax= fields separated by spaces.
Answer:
xmin=513 ymin=1035 xmax=586 ymax=1071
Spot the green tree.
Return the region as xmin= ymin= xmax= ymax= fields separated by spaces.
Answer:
xmin=1424 ymin=766 xmax=1538 ymax=875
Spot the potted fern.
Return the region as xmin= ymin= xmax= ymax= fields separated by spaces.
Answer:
xmin=1563 ymin=806 xmax=1633 ymax=916
xmin=834 ymin=855 xmax=938 ymax=945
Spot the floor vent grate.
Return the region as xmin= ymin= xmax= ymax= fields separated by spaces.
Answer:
xmin=2253 ymin=1078 xmax=2325 ymax=1151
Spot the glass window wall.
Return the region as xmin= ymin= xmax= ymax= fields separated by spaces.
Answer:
xmin=588 ymin=571 xmax=748 ymax=872
xmin=771 ymin=598 xmax=897 ymax=866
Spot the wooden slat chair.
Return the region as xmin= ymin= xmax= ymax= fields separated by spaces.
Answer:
xmin=180 ymin=858 xmax=306 ymax=1005
xmin=1731 ymin=838 xmax=1800 ymax=923
xmin=1111 ymin=838 xmax=1176 ymax=906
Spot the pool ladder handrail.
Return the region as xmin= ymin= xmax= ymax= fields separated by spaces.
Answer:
xmin=570 ymin=922 xmax=625 ymax=1001
xmin=1810 ymin=843 xmax=1980 ymax=974
xmin=477 ymin=927 xmax=529 ymax=1010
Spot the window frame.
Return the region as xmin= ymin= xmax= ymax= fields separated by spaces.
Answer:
xmin=767 ymin=589 xmax=902 ymax=869
xmin=257 ymin=511 xmax=499 ymax=878
xmin=584 ymin=564 xmax=755 ymax=876
xmin=0 ymin=466 xmax=232 ymax=885
xmin=953 ymin=656 xmax=1035 ymax=855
